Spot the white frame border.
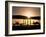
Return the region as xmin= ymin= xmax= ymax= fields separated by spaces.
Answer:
xmin=8 ymin=2 xmax=44 ymax=35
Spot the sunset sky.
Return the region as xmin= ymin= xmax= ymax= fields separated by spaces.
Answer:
xmin=12 ymin=6 xmax=40 ymax=25
xmin=12 ymin=6 xmax=40 ymax=18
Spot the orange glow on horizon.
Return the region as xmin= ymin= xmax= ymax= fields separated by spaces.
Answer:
xmin=24 ymin=11 xmax=33 ymax=18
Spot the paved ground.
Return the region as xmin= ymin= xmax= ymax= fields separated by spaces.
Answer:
xmin=12 ymin=25 xmax=40 ymax=30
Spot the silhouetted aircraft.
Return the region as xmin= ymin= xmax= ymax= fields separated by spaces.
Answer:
xmin=30 ymin=16 xmax=40 ymax=20
xmin=12 ymin=15 xmax=28 ymax=19
xmin=13 ymin=15 xmax=40 ymax=20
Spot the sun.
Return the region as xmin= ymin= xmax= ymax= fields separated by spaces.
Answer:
xmin=26 ymin=12 xmax=31 ymax=18
xmin=27 ymin=14 xmax=31 ymax=18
